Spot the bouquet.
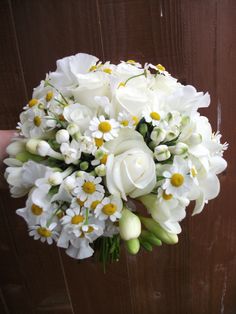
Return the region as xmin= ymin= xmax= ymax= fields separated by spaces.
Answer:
xmin=4 ymin=53 xmax=228 ymax=265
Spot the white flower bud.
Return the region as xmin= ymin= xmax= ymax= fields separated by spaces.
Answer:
xmin=151 ymin=127 xmax=166 ymax=145
xmin=46 ymin=119 xmax=57 ymax=128
xmin=95 ymin=164 xmax=106 ymax=176
xmin=169 ymin=142 xmax=188 ymax=155
xmin=154 ymin=145 xmax=171 ymax=161
xmin=119 ymin=208 xmax=141 ymax=241
xmin=48 ymin=172 xmax=63 ymax=186
xmin=165 ymin=129 xmax=179 ymax=142
xmin=64 ymin=176 xmax=76 ymax=191
xmin=67 ymin=123 xmax=79 ymax=135
xmin=36 ymin=141 xmax=51 ymax=156
xmin=26 ymin=139 xmax=41 ymax=154
xmin=188 ymin=133 xmax=202 ymax=145
xmin=94 ymin=149 xmax=105 ymax=159
xmin=73 ymin=131 xmax=82 ymax=142
xmin=56 ymin=129 xmax=70 ymax=144
xmin=6 ymin=140 xmax=26 ymax=156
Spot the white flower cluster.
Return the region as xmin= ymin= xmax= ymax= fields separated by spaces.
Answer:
xmin=4 ymin=53 xmax=228 ymax=260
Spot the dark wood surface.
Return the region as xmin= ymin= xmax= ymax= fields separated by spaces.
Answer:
xmin=0 ymin=0 xmax=235 ymax=313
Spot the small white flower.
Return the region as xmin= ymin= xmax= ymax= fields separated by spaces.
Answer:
xmin=73 ymin=173 xmax=104 ymax=203
xmin=118 ymin=111 xmax=136 ymax=128
xmin=89 ymin=115 xmax=120 ymax=141
xmin=60 ymin=140 xmax=81 ymax=164
xmin=162 ymin=156 xmax=193 ymax=197
xmin=61 ymin=207 xmax=85 ymax=237
xmin=20 ymin=107 xmax=47 ymax=138
xmin=143 ymin=107 xmax=164 ymax=127
xmin=94 ymin=195 xmax=123 ymax=222
xmin=29 ymin=219 xmax=58 ymax=245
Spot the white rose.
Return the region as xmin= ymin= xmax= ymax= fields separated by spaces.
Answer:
xmin=105 ymin=129 xmax=156 ymax=200
xmin=63 ymin=103 xmax=93 ymax=132
xmin=114 ymin=86 xmax=149 ymax=117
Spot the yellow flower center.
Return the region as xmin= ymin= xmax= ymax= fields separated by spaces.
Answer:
xmin=191 ymin=167 xmax=197 ymax=177
xmin=89 ymin=65 xmax=97 ymax=72
xmin=132 ymin=116 xmax=139 ymax=126
xmin=28 ymin=98 xmax=38 ymax=107
xmin=95 ymin=137 xmax=104 ymax=147
xmin=121 ymin=120 xmax=129 ymax=127
xmin=102 ymin=203 xmax=117 ymax=216
xmin=37 ymin=227 xmax=52 ymax=238
xmin=156 ymin=64 xmax=166 ymax=71
xmin=71 ymin=215 xmax=84 ymax=225
xmin=85 ymin=226 xmax=94 ymax=233
xmin=31 ymin=204 xmax=43 ymax=215
xmin=118 ymin=82 xmax=125 ymax=88
xmin=76 ymin=198 xmax=85 ymax=207
xmin=162 ymin=191 xmax=173 ymax=200
xmin=45 ymin=91 xmax=53 ymax=102
xmin=171 ymin=173 xmax=184 ymax=187
xmin=150 ymin=111 xmax=161 ymax=121
xmin=82 ymin=181 xmax=96 ymax=194
xmin=100 ymin=154 xmax=108 ymax=165
xmin=103 ymin=68 xmax=112 ymax=74
xmin=127 ymin=60 xmax=136 ymax=64
xmin=98 ymin=121 xmax=112 ymax=133
xmin=33 ymin=116 xmax=42 ymax=127
xmin=90 ymin=200 xmax=101 ymax=210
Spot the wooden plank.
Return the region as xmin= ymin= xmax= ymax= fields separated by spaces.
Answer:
xmin=0 ymin=0 xmax=28 ymax=129
xmin=11 ymin=0 xmax=104 ymax=95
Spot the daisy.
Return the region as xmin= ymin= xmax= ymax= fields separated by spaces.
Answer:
xmin=91 ymin=148 xmax=109 ymax=166
xmin=143 ymin=106 xmax=164 ymax=127
xmin=19 ymin=107 xmax=47 ymax=138
xmin=94 ymin=195 xmax=123 ymax=222
xmin=61 ymin=207 xmax=86 ymax=237
xmin=16 ymin=192 xmax=52 ymax=226
xmin=73 ymin=173 xmax=105 ymax=203
xmin=89 ymin=115 xmax=120 ymax=141
xmin=29 ymin=219 xmax=58 ymax=245
xmin=162 ymin=156 xmax=193 ymax=197
xmin=118 ymin=111 xmax=138 ymax=128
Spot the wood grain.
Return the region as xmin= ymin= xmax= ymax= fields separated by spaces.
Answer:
xmin=0 ymin=0 xmax=236 ymax=313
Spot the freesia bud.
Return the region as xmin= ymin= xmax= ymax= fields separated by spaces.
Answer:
xmin=119 ymin=208 xmax=141 ymax=241
xmin=36 ymin=141 xmax=51 ymax=156
xmin=125 ymin=238 xmax=140 ymax=255
xmin=56 ymin=129 xmax=70 ymax=144
xmin=26 ymin=139 xmax=41 ymax=154
xmin=169 ymin=142 xmax=188 ymax=155
xmin=139 ymin=216 xmax=178 ymax=245
xmin=48 ymin=172 xmax=63 ymax=186
xmin=165 ymin=129 xmax=179 ymax=142
xmin=151 ymin=127 xmax=166 ymax=145
xmin=154 ymin=145 xmax=171 ymax=161
xmin=188 ymin=133 xmax=202 ymax=145
xmin=6 ymin=141 xmax=26 ymax=156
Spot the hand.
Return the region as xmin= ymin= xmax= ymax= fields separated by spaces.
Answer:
xmin=0 ymin=130 xmax=16 ymax=189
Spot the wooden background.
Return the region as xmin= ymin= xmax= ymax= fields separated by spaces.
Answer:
xmin=0 ymin=0 xmax=235 ymax=313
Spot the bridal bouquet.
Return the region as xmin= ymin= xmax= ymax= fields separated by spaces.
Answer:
xmin=4 ymin=53 xmax=227 ymax=264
